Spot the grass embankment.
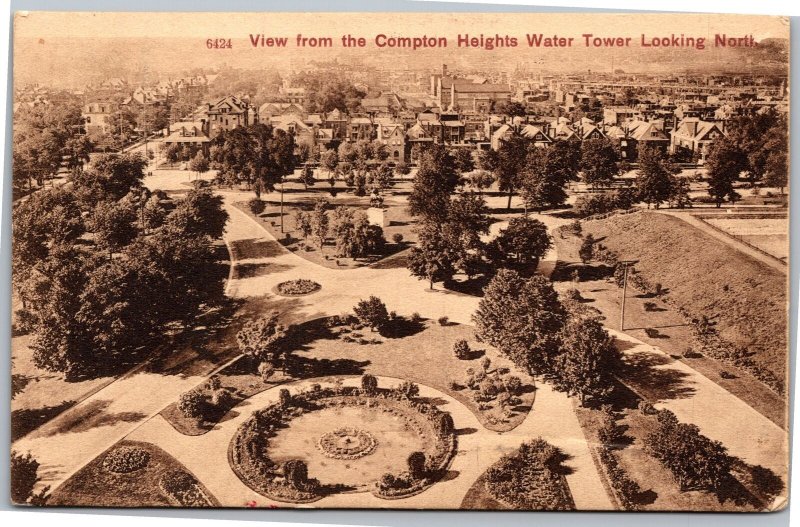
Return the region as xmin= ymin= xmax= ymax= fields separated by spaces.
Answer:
xmin=552 ymin=211 xmax=786 ymax=428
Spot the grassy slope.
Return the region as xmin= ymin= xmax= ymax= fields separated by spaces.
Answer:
xmin=583 ymin=211 xmax=787 ymax=386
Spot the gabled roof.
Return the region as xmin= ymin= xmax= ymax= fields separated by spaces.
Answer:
xmin=521 ymin=124 xmax=553 ymax=142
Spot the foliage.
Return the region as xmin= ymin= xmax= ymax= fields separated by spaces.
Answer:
xmin=236 ymin=312 xmax=289 ymax=364
xmin=361 ymin=373 xmax=378 ymax=395
xmin=408 ymin=144 xmax=459 ymax=221
xmin=643 ymin=410 xmax=733 ymax=492
xmin=484 ymin=438 xmax=573 ymax=510
xmin=165 ymin=188 xmax=228 ymax=240
xmin=392 ymin=233 xmax=404 ymax=244
xmin=453 ymin=339 xmax=471 ymax=359
xmin=407 ymin=451 xmax=427 ymax=480
xmin=635 ymin=146 xmax=678 ymax=209
xmin=580 ymin=137 xmax=620 ymax=187
xmin=248 ymin=198 xmax=266 ymax=215
xmin=11 ymin=451 xmax=42 ymax=504
xmin=579 ymin=234 xmax=595 ymax=264
xmin=495 ymin=135 xmax=529 ymax=209
xmin=71 ymin=153 xmax=148 ymax=207
xmin=573 ymin=189 xmax=636 ymax=218
xmin=309 ymin=199 xmax=330 ymax=250
xmin=490 ymin=216 xmax=552 ymax=269
xmin=705 ymin=139 xmax=745 ymax=207
xmin=87 ymin=200 xmax=138 ymax=255
xmin=159 ymin=470 xmax=213 ymax=507
xmin=473 ymin=269 xmax=566 ymax=376
xmin=553 ymin=317 xmax=620 ymax=405
xmin=397 ymin=380 xmax=420 ymax=399
xmin=178 ymin=390 xmax=205 ymax=419
xmin=209 ymin=124 xmax=296 ymax=191
xmin=353 ymin=296 xmax=389 ymax=331
xmin=330 ymin=207 xmax=385 ymax=258
xmin=102 ymin=447 xmax=151 ymax=473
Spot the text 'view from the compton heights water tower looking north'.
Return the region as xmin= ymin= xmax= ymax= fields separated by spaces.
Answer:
xmin=245 ymin=33 xmax=757 ymax=50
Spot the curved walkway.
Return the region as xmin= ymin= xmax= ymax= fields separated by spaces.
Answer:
xmin=128 ymin=376 xmax=613 ymax=510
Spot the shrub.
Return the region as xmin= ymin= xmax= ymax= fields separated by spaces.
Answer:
xmin=210 ymin=389 xmax=232 ymax=407
xmin=103 ymin=446 xmax=150 ymax=473
xmin=597 ymin=409 xmax=624 ymax=447
xmin=353 ymin=296 xmax=389 ymax=331
xmin=392 ymin=233 xmax=404 ymax=244
xmin=720 ymin=370 xmax=736 ymax=380
xmin=644 ymin=328 xmax=660 ymax=338
xmin=438 ymin=316 xmax=449 ymax=326
xmin=397 ymin=380 xmax=419 ymax=399
xmin=279 ymin=388 xmax=292 ymax=408
xmin=410 ymin=312 xmax=423 ymax=323
xmin=407 ymin=451 xmax=427 ymax=480
xmin=258 ymin=362 xmax=275 ymax=382
xmin=283 ymin=459 xmax=311 ymax=490
xmin=579 ymin=234 xmax=595 ymax=263
xmin=361 ymin=373 xmax=378 ymax=395
xmin=248 ymin=198 xmax=266 ymax=215
xmin=207 ymin=375 xmax=222 ymax=392
xmin=637 ymin=401 xmax=656 ymax=415
xmin=447 ymin=380 xmax=461 ymax=391
xmin=178 ymin=390 xmax=205 ymax=419
xmin=504 ymin=375 xmax=523 ymax=395
xmin=453 ymin=339 xmax=471 ymax=359
xmin=480 ymin=356 xmax=491 ymax=372
xmin=479 ymin=378 xmax=500 ymax=400
xmin=567 ymin=220 xmax=582 ymax=237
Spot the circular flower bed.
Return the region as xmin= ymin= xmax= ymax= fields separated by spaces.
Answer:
xmin=274 ymin=279 xmax=321 ymax=297
xmin=102 ymin=447 xmax=151 ymax=474
xmin=229 ymin=383 xmax=457 ymax=503
xmin=317 ymin=427 xmax=378 ymax=460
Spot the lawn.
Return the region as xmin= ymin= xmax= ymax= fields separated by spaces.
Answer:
xmin=551 ymin=213 xmax=787 ymax=429
xmin=162 ymin=316 xmax=537 ymax=435
xmin=48 ymin=440 xmax=218 ymax=507
xmin=230 ymin=178 xmax=420 ymax=270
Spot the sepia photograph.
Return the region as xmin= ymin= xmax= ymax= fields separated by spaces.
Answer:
xmin=9 ymin=10 xmax=790 ymax=512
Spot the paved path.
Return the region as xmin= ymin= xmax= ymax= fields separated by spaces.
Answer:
xmin=656 ymin=210 xmax=786 ymax=273
xmin=610 ymin=328 xmax=788 ymax=509
xmin=128 ymin=376 xmax=613 ymax=510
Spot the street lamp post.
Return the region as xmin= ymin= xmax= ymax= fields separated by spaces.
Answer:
xmin=280 ymin=174 xmax=285 ymax=233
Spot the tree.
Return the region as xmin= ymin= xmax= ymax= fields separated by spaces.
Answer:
xmin=165 ymin=188 xmax=228 ymax=239
xmin=248 ymin=198 xmax=266 ymax=215
xmin=320 ymin=149 xmax=339 ymax=178
xmin=407 ymin=221 xmax=459 ymax=288
xmin=209 ymin=124 xmax=296 ymax=190
xmin=353 ymin=296 xmax=389 ymax=331
xmin=294 ymin=210 xmax=312 ymax=240
xmin=705 ymin=139 xmax=745 ymax=207
xmin=301 ymin=165 xmax=316 ymax=189
xmin=236 ymin=312 xmax=289 ymax=366
xmin=361 ymin=373 xmax=378 ymax=395
xmin=453 ymin=148 xmax=475 ymax=174
xmin=554 ymin=317 xmax=620 ymax=406
xmin=11 ymin=451 xmax=46 ymax=504
xmin=187 ymin=151 xmax=210 ymax=179
xmin=580 ymin=137 xmax=619 ymax=188
xmin=491 ymin=216 xmax=552 ymax=269
xmin=408 ymin=144 xmax=459 ymax=221
xmin=520 ymin=151 xmax=568 ymax=213
xmin=407 ymin=451 xmax=427 ymax=480
xmin=72 ymin=152 xmax=148 ymax=206
xmin=309 ymin=199 xmax=330 ymax=250
xmin=579 ymin=234 xmax=595 ymax=264
xmin=87 ymin=200 xmax=138 ymax=257
xmin=466 ymin=169 xmax=495 ymax=195
xmin=142 ymin=195 xmax=168 ymax=231
xmin=636 ymin=145 xmax=676 ymax=209
xmin=495 ymin=135 xmax=528 ymax=209
xmin=495 ymin=100 xmax=527 ymax=117
xmin=473 ymin=269 xmax=566 ymax=376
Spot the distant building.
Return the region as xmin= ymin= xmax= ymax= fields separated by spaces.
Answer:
xmin=202 ymin=95 xmax=258 ymax=138
xmin=82 ymin=101 xmax=117 ymax=136
xmin=161 ymin=120 xmax=211 ymax=154
xmin=670 ymin=118 xmax=726 ymax=162
xmin=431 ymin=64 xmax=511 ymax=113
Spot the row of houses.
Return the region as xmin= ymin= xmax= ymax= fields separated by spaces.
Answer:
xmin=161 ymin=94 xmax=727 ymax=164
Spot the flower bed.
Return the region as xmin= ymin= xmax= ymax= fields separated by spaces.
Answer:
xmin=158 ymin=470 xmax=214 ymax=507
xmin=103 ymin=447 xmax=151 ymax=474
xmin=274 ymin=279 xmax=321 ymax=297
xmin=228 ymin=383 xmax=457 ymax=503
xmin=317 ymin=427 xmax=377 ymax=460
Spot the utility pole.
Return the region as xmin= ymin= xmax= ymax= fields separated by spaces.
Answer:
xmin=620 ymin=261 xmax=629 ymax=331
xmin=280 ymin=174 xmax=285 ymax=233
